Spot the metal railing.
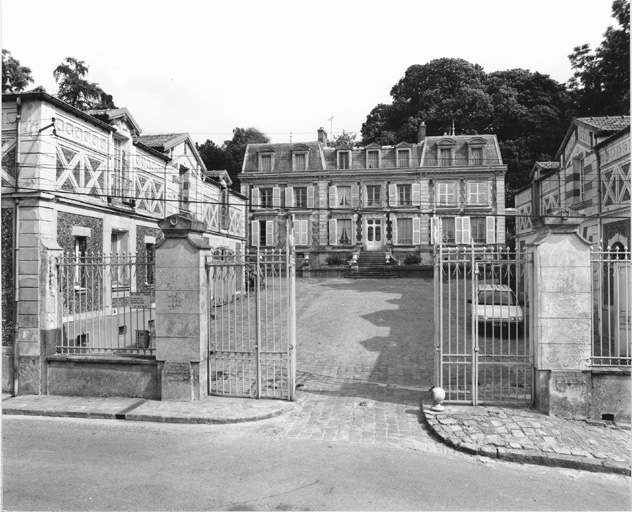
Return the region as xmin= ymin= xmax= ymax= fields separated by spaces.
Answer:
xmin=55 ymin=253 xmax=155 ymax=356
xmin=207 ymin=245 xmax=296 ymax=400
xmin=590 ymin=245 xmax=631 ymax=366
xmin=434 ymin=245 xmax=533 ymax=405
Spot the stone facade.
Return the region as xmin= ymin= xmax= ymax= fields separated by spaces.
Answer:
xmin=240 ymin=127 xmax=507 ymax=266
xmin=1 ymin=92 xmax=247 ymax=396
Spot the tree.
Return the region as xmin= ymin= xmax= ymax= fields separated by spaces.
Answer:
xmin=568 ymin=0 xmax=630 ymax=115
xmin=487 ymin=69 xmax=571 ymax=201
xmin=197 ymin=127 xmax=270 ymax=191
xmin=361 ymin=58 xmax=493 ymax=144
xmin=2 ymin=50 xmax=33 ymax=92
xmin=53 ymin=57 xmax=116 ymax=110
xmin=360 ymin=58 xmax=571 ymax=205
xmin=330 ymin=130 xmax=358 ymax=148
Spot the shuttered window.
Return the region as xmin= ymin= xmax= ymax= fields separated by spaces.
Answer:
xmin=437 ymin=182 xmax=456 ymax=205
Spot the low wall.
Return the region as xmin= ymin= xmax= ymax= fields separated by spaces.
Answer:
xmin=588 ymin=369 xmax=631 ymax=423
xmin=299 ymin=266 xmax=434 ymax=279
xmin=46 ymin=355 xmax=161 ymax=399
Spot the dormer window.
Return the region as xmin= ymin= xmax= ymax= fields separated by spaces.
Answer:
xmin=291 ymin=144 xmax=310 ymax=172
xmin=338 ymin=150 xmax=351 ymax=169
xmin=467 ymin=137 xmax=487 ymax=166
xmin=397 ymin=149 xmax=410 ymax=168
xmin=366 ymin=145 xmax=381 ymax=169
xmin=258 ymin=147 xmax=276 ymax=172
xmin=437 ymin=139 xmax=456 ymax=166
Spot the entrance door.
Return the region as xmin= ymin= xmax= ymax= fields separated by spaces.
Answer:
xmin=365 ymin=218 xmax=383 ymax=251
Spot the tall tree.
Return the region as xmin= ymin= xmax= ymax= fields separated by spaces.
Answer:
xmin=2 ymin=50 xmax=33 ymax=92
xmin=362 ymin=58 xmax=493 ymax=144
xmin=53 ymin=57 xmax=116 ymax=110
xmin=568 ymin=0 xmax=630 ymax=115
xmin=487 ymin=69 xmax=571 ymax=200
xmin=197 ymin=127 xmax=269 ymax=190
xmin=360 ymin=59 xmax=571 ymax=205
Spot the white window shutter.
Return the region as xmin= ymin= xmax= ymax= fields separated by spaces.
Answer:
xmin=266 ymin=220 xmax=274 ymax=246
xmin=412 ymin=217 xmax=421 ymax=245
xmin=412 ymin=183 xmax=421 ymax=206
xmin=467 ymin=182 xmax=475 ymax=204
xmin=307 ymin=185 xmax=315 ymax=208
xmin=461 ymin=217 xmax=471 ymax=244
xmin=272 ymin=187 xmax=281 ymax=208
xmin=329 ymin=219 xmax=337 ymax=245
xmin=251 ymin=188 xmax=260 ymax=209
xmin=297 ymin=220 xmax=307 ymax=245
xmin=486 ymin=216 xmax=496 ymax=244
xmin=430 ymin=217 xmax=436 ymax=244
xmin=455 ymin=217 xmax=463 ymax=245
xmin=285 ymin=187 xmax=294 ymax=208
xmin=351 ymin=184 xmax=359 ymax=207
xmin=392 ymin=215 xmax=398 ymax=245
xmin=251 ymin=220 xmax=260 ymax=247
xmin=329 ymin=186 xmax=337 ymax=208
xmin=389 ymin=184 xmax=398 ymax=207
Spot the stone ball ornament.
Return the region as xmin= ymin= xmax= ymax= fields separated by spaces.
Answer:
xmin=429 ymin=386 xmax=446 ymax=412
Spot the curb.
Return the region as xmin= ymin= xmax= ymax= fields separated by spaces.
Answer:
xmin=421 ymin=407 xmax=631 ymax=476
xmin=2 ymin=394 xmax=305 ymax=425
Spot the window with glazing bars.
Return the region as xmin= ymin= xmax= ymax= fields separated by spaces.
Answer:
xmin=397 ymin=218 xmax=412 ymax=244
xmin=367 ymin=150 xmax=379 ymax=169
xmin=366 ymin=185 xmax=381 ymax=206
xmin=294 ymin=153 xmax=306 ymax=171
xmin=397 ymin=150 xmax=410 ymax=168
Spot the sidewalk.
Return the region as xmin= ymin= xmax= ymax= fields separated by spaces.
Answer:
xmin=1 ymin=393 xmax=302 ymax=424
xmin=422 ymin=402 xmax=631 ymax=476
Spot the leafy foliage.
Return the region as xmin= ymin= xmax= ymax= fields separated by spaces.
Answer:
xmin=360 ymin=59 xmax=571 ymax=205
xmin=329 ymin=130 xmax=358 ymax=148
xmin=567 ymin=0 xmax=630 ymax=115
xmin=197 ymin=127 xmax=270 ymax=190
xmin=403 ymin=254 xmax=421 ymax=265
xmin=53 ymin=57 xmax=116 ymax=110
xmin=2 ymin=50 xmax=33 ymax=92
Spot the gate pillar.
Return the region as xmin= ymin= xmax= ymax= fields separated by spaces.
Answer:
xmin=528 ymin=219 xmax=592 ymax=418
xmin=155 ymin=215 xmax=211 ymax=401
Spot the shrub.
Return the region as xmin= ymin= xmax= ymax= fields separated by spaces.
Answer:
xmin=403 ymin=254 xmax=421 ymax=265
xmin=326 ymin=254 xmax=348 ymax=266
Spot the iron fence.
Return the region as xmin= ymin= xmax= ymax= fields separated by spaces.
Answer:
xmin=207 ymin=246 xmax=296 ymax=400
xmin=434 ymin=245 xmax=534 ymax=405
xmin=55 ymin=253 xmax=155 ymax=356
xmin=590 ymin=245 xmax=631 ymax=366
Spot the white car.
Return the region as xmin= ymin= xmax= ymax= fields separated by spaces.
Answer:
xmin=470 ymin=284 xmax=524 ymax=333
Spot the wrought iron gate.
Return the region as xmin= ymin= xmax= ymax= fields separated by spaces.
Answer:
xmin=434 ymin=245 xmax=534 ymax=404
xmin=206 ymin=243 xmax=296 ymax=400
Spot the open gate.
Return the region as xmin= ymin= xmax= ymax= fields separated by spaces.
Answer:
xmin=434 ymin=245 xmax=534 ymax=405
xmin=206 ymin=239 xmax=296 ymax=400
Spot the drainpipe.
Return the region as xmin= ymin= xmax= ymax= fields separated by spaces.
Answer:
xmin=12 ymin=96 xmax=22 ymax=396
xmin=596 ymin=146 xmax=603 ymax=244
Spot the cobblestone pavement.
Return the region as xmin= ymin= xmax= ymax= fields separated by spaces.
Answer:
xmin=263 ymin=278 xmax=632 ymax=474
xmin=261 ymin=278 xmax=451 ymax=455
xmin=424 ymin=405 xmax=632 ymax=475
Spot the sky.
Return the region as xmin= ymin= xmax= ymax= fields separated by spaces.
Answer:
xmin=1 ymin=0 xmax=618 ymax=146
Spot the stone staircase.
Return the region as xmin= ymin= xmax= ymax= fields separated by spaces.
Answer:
xmin=346 ymin=251 xmax=391 ymax=279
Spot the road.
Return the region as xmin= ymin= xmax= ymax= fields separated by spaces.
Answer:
xmin=3 ymin=416 xmax=630 ymax=511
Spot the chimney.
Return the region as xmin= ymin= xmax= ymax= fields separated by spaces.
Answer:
xmin=417 ymin=122 xmax=426 ymax=143
xmin=318 ymin=127 xmax=328 ymax=145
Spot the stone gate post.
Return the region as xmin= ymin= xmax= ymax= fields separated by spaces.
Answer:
xmin=155 ymin=215 xmax=211 ymax=401
xmin=528 ymin=218 xmax=592 ymax=417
